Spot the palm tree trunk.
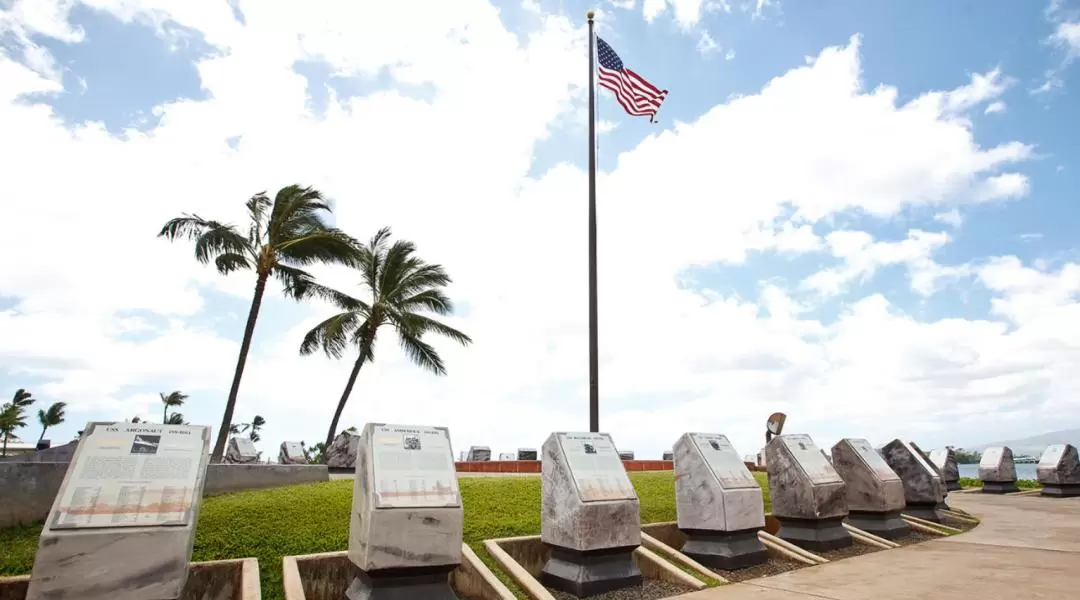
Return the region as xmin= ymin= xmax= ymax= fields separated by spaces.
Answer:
xmin=323 ymin=353 xmax=367 ymax=453
xmin=211 ymin=271 xmax=269 ymax=463
xmin=38 ymin=426 xmax=47 ymax=443
xmin=163 ymin=405 xmax=168 ymax=424
xmin=1 ymin=434 xmax=7 ymax=457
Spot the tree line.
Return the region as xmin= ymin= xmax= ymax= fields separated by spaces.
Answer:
xmin=0 ymin=389 xmax=66 ymax=457
xmin=159 ymin=185 xmax=472 ymax=462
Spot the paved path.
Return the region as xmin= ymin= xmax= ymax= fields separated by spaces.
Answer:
xmin=682 ymin=493 xmax=1080 ymax=599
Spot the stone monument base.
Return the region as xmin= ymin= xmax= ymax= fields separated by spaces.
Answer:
xmin=346 ymin=565 xmax=459 ymax=600
xmin=845 ymin=510 xmax=909 ymax=540
xmin=540 ymin=544 xmax=642 ymax=597
xmin=945 ymin=480 xmax=961 ymax=492
xmin=1040 ymin=483 xmax=1080 ymax=498
xmin=981 ymin=481 xmax=1019 ymax=494
xmin=679 ymin=528 xmax=768 ymax=571
xmin=775 ymin=516 xmax=852 ymax=552
xmin=903 ymin=502 xmax=941 ymax=523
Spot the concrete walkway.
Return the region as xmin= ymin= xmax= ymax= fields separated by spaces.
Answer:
xmin=682 ymin=493 xmax=1080 ymax=599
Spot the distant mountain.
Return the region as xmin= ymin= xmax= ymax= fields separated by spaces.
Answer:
xmin=970 ymin=429 xmax=1080 ymax=457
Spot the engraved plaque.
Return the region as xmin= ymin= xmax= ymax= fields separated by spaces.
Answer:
xmin=849 ymin=438 xmax=900 ymax=481
xmin=284 ymin=442 xmax=304 ymax=458
xmin=690 ymin=433 xmax=757 ymax=489
xmin=557 ymin=432 xmax=636 ymax=502
xmin=782 ymin=434 xmax=842 ymax=485
xmin=1039 ymin=445 xmax=1066 ymax=468
xmin=371 ymin=424 xmax=460 ymax=508
xmin=50 ymin=424 xmax=208 ymax=530
xmin=234 ymin=436 xmax=257 ymax=457
xmin=980 ymin=446 xmax=1004 ymax=469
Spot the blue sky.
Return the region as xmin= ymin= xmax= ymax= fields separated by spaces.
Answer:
xmin=2 ymin=0 xmax=1080 ymax=458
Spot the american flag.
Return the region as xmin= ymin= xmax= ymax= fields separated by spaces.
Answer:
xmin=596 ymin=37 xmax=668 ymax=123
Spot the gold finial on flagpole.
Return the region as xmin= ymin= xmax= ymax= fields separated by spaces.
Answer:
xmin=587 ymin=9 xmax=595 ymax=21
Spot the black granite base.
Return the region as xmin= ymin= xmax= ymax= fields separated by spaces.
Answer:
xmin=540 ymin=544 xmax=642 ymax=597
xmin=775 ymin=516 xmax=852 ymax=552
xmin=345 ymin=565 xmax=459 ymax=600
xmin=945 ymin=480 xmax=962 ymax=492
xmin=981 ymin=481 xmax=1019 ymax=494
xmin=679 ymin=527 xmax=769 ymax=570
xmin=1041 ymin=483 xmax=1080 ymax=497
xmin=845 ymin=510 xmax=910 ymax=540
xmin=904 ymin=503 xmax=941 ymax=523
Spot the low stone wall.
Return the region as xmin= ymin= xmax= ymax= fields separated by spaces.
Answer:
xmin=452 ymin=459 xmax=677 ymax=474
xmin=0 ymin=463 xmax=329 ymax=528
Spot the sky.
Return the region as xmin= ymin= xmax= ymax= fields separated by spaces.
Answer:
xmin=1 ymin=0 xmax=1080 ymax=462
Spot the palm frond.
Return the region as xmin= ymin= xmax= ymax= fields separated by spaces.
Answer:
xmin=159 ymin=215 xmax=252 ymax=265
xmin=299 ymin=311 xmax=362 ymax=359
xmin=165 ymin=412 xmax=186 ymax=425
xmin=42 ymin=402 xmax=66 ymax=426
xmin=395 ymin=313 xmax=472 ymax=347
xmin=215 ymin=252 xmax=252 ymax=275
xmin=277 ymin=229 xmax=361 ymax=268
xmin=271 ymin=264 xmax=319 ymax=301
xmin=398 ymin=332 xmax=446 ymax=375
xmin=358 ymin=227 xmax=393 ymax=294
xmin=377 ymin=239 xmax=419 ymax=297
xmin=397 ymin=288 xmax=454 ymax=315
xmin=11 ymin=389 xmax=32 ymax=406
xmin=245 ymin=193 xmax=272 ymax=247
xmin=269 ymin=185 xmax=333 ymax=243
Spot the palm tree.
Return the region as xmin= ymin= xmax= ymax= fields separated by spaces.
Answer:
xmin=1 ymin=389 xmax=36 ymax=456
xmin=229 ymin=415 xmax=266 ymax=442
xmin=159 ymin=185 xmax=361 ymax=462
xmin=37 ymin=401 xmax=67 ymax=443
xmin=159 ymin=391 xmax=188 ymax=423
xmin=165 ymin=413 xmax=187 ymax=425
xmin=300 ymin=227 xmax=472 ymax=451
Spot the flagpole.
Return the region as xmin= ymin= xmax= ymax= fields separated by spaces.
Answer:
xmin=586 ymin=10 xmax=599 ymax=433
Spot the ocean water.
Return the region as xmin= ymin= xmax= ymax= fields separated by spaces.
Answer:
xmin=957 ymin=463 xmax=1038 ymax=481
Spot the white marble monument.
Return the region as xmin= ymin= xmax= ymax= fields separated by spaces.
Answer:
xmin=978 ymin=445 xmax=1019 ymax=494
xmin=831 ymin=438 xmax=909 ymax=539
xmin=26 ymin=422 xmax=211 ymax=600
xmin=880 ymin=439 xmax=945 ymax=522
xmin=929 ymin=448 xmax=961 ymax=492
xmin=1037 ymin=444 xmax=1080 ymax=497
xmin=224 ymin=436 xmax=259 ymax=464
xmin=278 ymin=441 xmax=306 ymax=464
xmin=541 ymin=432 xmax=642 ymax=597
xmin=326 ymin=430 xmax=361 ymax=469
xmin=348 ymin=423 xmax=462 ymax=599
xmin=673 ymin=433 xmax=768 ymax=569
xmin=517 ymin=448 xmax=538 ymax=460
xmin=765 ymin=434 xmax=852 ymax=551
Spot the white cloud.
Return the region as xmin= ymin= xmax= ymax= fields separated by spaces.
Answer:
xmin=1 ymin=8 xmax=1072 ymax=461
xmin=607 ymin=0 xmax=638 ymax=9
xmin=696 ymin=31 xmax=719 ymax=56
xmin=725 ymin=48 xmax=736 ymax=61
xmin=907 ymin=66 xmax=1013 ymax=117
xmin=933 ymin=209 xmax=964 ymax=228
xmin=1049 ymin=21 xmax=1080 ymax=58
xmin=984 ymin=100 xmax=1006 ymax=114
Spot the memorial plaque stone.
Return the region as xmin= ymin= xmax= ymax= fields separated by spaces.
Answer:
xmin=279 ymin=441 xmax=306 ymax=465
xmin=765 ymin=434 xmax=851 ymax=551
xmin=541 ymin=432 xmax=641 ymax=597
xmin=27 ymin=422 xmax=211 ymax=600
xmin=348 ymin=423 xmax=462 ymax=600
xmin=517 ymin=448 xmax=538 ymax=461
xmin=1037 ymin=444 xmax=1080 ymax=497
xmin=467 ymin=446 xmax=491 ymax=461
xmin=979 ymin=445 xmax=1019 ymax=494
xmin=674 ymin=433 xmax=768 ymax=570
xmin=880 ymin=439 xmax=945 ymax=522
xmin=225 ymin=436 xmax=258 ymax=464
xmin=618 ymin=450 xmax=635 ymax=460
xmin=831 ymin=438 xmax=909 ymax=539
xmin=499 ymin=452 xmax=515 ymax=460
xmin=910 ymin=440 xmax=950 ymax=510
xmin=663 ymin=450 xmax=674 ymax=461
xmin=929 ymin=448 xmax=961 ymax=492
xmin=326 ymin=430 xmax=361 ymax=469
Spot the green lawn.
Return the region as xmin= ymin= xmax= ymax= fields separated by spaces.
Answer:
xmin=0 ymin=471 xmax=771 ymax=600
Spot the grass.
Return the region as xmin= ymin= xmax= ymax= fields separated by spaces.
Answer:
xmin=958 ymin=477 xmax=1041 ymax=489
xmin=0 ymin=471 xmax=771 ymax=600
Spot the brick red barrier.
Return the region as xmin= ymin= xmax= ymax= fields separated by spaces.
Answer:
xmin=454 ymin=460 xmax=676 ymax=473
